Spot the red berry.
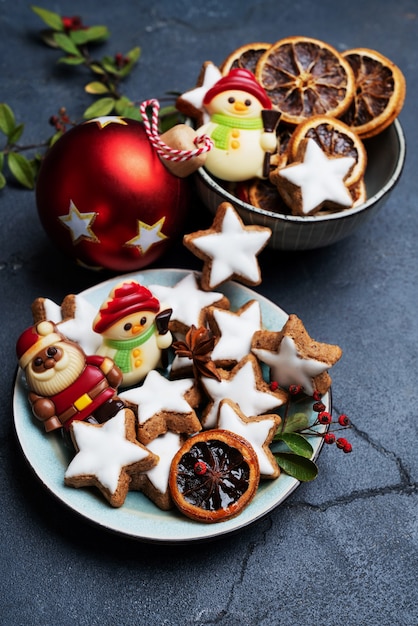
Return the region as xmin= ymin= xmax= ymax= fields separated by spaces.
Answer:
xmin=343 ymin=442 xmax=352 ymax=453
xmin=324 ymin=433 xmax=336 ymax=444
xmin=194 ymin=461 xmax=207 ymax=476
xmin=312 ymin=391 xmax=322 ymax=401
xmin=336 ymin=437 xmax=349 ymax=449
xmin=270 ymin=381 xmax=279 ymax=391
xmin=313 ymin=401 xmax=326 ymax=413
xmin=338 ymin=414 xmax=350 ymax=427
xmin=289 ymin=384 xmax=303 ymax=395
xmin=318 ymin=411 xmax=332 ymax=424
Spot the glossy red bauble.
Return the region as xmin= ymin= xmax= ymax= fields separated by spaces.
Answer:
xmin=36 ymin=117 xmax=191 ymax=271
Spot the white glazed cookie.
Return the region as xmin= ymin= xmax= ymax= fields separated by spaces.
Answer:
xmin=119 ymin=369 xmax=202 ymax=445
xmin=64 ymin=408 xmax=158 ymax=508
xmin=217 ymin=399 xmax=280 ymax=479
xmin=183 ymin=202 xmax=271 ymax=290
xmin=200 ymin=353 xmax=287 ymax=429
xmin=252 ymin=313 xmax=342 ymax=396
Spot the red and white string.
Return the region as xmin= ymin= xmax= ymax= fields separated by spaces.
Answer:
xmin=140 ymin=99 xmax=213 ymax=162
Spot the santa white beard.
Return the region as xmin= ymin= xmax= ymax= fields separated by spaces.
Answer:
xmin=25 ymin=343 xmax=85 ymax=397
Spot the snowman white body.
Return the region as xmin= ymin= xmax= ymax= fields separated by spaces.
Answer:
xmin=198 ymin=88 xmax=277 ymax=182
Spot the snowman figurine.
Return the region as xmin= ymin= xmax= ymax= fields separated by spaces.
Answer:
xmin=197 ymin=68 xmax=279 ymax=182
xmin=93 ymin=281 xmax=172 ymax=388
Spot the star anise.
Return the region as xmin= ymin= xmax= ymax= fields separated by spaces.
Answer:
xmin=172 ymin=325 xmax=221 ymax=382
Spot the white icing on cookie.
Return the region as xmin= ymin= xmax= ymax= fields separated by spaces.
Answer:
xmin=178 ymin=62 xmax=222 ymax=124
xmin=211 ymin=299 xmax=262 ymax=363
xmin=252 ymin=335 xmax=330 ymax=396
xmin=217 ymin=400 xmax=279 ymax=478
xmin=64 ymin=409 xmax=152 ymax=495
xmin=143 ymin=431 xmax=183 ymax=493
xmin=149 ymin=272 xmax=226 ymax=329
xmin=278 ymin=139 xmax=355 ymax=215
xmin=59 ymin=294 xmax=102 ymax=354
xmin=119 ymin=369 xmax=196 ymax=425
xmin=201 ymin=355 xmax=284 ymax=429
xmin=189 ymin=205 xmax=271 ymax=287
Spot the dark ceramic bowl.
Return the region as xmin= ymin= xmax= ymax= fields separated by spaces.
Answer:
xmin=195 ymin=119 xmax=406 ymax=250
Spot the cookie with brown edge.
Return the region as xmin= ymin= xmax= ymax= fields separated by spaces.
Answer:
xmin=252 ymin=314 xmax=342 ymax=396
xmin=64 ymin=408 xmax=158 ymax=508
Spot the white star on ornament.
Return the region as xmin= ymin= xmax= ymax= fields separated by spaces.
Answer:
xmin=201 ymin=354 xmax=285 ymax=429
xmin=218 ymin=400 xmax=280 ymax=478
xmin=179 ymin=62 xmax=222 ymax=123
xmin=278 ymin=139 xmax=355 ymax=215
xmin=149 ymin=272 xmax=227 ymax=330
xmin=85 ymin=116 xmax=128 ymax=129
xmin=184 ymin=204 xmax=271 ymax=288
xmin=64 ymin=409 xmax=153 ymax=498
xmin=211 ymin=300 xmax=262 ymax=364
xmin=253 ymin=335 xmax=330 ymax=397
xmin=59 ymin=200 xmax=99 ymax=244
xmin=125 ymin=217 xmax=167 ymax=254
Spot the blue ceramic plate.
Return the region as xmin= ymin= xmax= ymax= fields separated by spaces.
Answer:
xmin=13 ymin=269 xmax=328 ymax=543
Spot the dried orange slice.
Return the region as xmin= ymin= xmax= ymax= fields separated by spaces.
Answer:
xmin=287 ymin=115 xmax=367 ymax=186
xmin=169 ymin=429 xmax=260 ymax=523
xmin=340 ymin=48 xmax=406 ymax=139
xmin=220 ymin=42 xmax=271 ymax=75
xmin=255 ymin=36 xmax=355 ymax=125
xmin=240 ymin=178 xmax=290 ymax=214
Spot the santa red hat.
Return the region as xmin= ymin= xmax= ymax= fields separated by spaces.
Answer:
xmin=93 ymin=281 xmax=160 ymax=334
xmin=203 ymin=68 xmax=272 ymax=109
xmin=16 ymin=321 xmax=63 ymax=370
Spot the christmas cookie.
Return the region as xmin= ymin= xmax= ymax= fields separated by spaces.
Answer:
xmin=31 ymin=293 xmax=102 ymax=355
xmin=175 ymin=60 xmax=222 ymax=126
xmin=217 ymin=399 xmax=280 ymax=479
xmin=119 ymin=369 xmax=202 ymax=445
xmin=64 ymin=408 xmax=158 ymax=508
xmin=149 ymin=272 xmax=229 ymax=334
xmin=169 ymin=429 xmax=260 ymax=523
xmin=130 ymin=431 xmax=186 ymax=510
xmin=183 ymin=202 xmax=271 ymax=290
xmin=200 ymin=353 xmax=287 ymax=429
xmin=207 ymin=299 xmax=262 ymax=368
xmin=270 ymin=138 xmax=356 ymax=216
xmin=93 ymin=280 xmax=173 ymax=388
xmin=252 ymin=314 xmax=342 ymax=396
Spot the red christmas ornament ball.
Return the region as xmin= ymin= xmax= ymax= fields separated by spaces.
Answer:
xmin=36 ymin=117 xmax=191 ymax=271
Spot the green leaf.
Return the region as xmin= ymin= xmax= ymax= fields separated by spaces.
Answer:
xmin=83 ymin=97 xmax=115 ymax=119
xmin=114 ymin=98 xmax=141 ymax=120
xmin=100 ymin=57 xmax=118 ymax=75
xmin=281 ymin=411 xmax=311 ymax=434
xmin=276 ymin=433 xmax=314 ymax=458
xmin=58 ymin=55 xmax=85 ymax=65
xmin=90 ymin=63 xmax=106 ymax=75
xmin=53 ymin=32 xmax=81 ymax=56
xmin=0 ymin=103 xmax=16 ymax=136
xmin=70 ymin=26 xmax=109 ymax=45
xmin=274 ymin=453 xmax=319 ymax=482
xmin=0 ymin=151 xmax=4 ymax=170
xmin=7 ymin=123 xmax=24 ymax=145
xmin=84 ymin=81 xmax=110 ymax=95
xmin=7 ymin=152 xmax=36 ymax=189
xmin=0 ymin=171 xmax=6 ymax=189
xmin=49 ymin=130 xmax=64 ymax=147
xmin=31 ymin=6 xmax=64 ymax=31
xmin=126 ymin=46 xmax=141 ymax=63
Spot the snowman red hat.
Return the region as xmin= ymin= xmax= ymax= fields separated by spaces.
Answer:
xmin=93 ymin=281 xmax=160 ymax=334
xmin=17 ymin=321 xmax=63 ymax=370
xmin=203 ymin=68 xmax=272 ymax=109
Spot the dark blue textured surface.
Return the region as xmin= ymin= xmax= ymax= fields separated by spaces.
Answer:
xmin=1 ymin=2 xmax=417 ymax=624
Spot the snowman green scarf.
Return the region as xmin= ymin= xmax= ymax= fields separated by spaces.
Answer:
xmin=210 ymin=113 xmax=263 ymax=150
xmin=103 ymin=323 xmax=156 ymax=373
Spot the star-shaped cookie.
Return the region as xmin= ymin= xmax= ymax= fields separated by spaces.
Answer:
xmin=175 ymin=61 xmax=222 ymax=125
xmin=183 ymin=203 xmax=271 ymax=290
xmin=64 ymin=408 xmax=158 ymax=508
xmin=218 ymin=399 xmax=281 ymax=479
xmin=119 ymin=370 xmax=201 ymax=444
xmin=252 ymin=314 xmax=342 ymax=396
xmin=271 ymin=138 xmax=355 ymax=216
xmin=200 ymin=353 xmax=287 ymax=429
xmin=149 ymin=272 xmax=229 ymax=334
xmin=207 ymin=299 xmax=262 ymax=367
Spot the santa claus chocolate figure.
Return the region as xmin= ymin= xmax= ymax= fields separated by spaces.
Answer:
xmin=16 ymin=320 xmax=125 ymax=433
